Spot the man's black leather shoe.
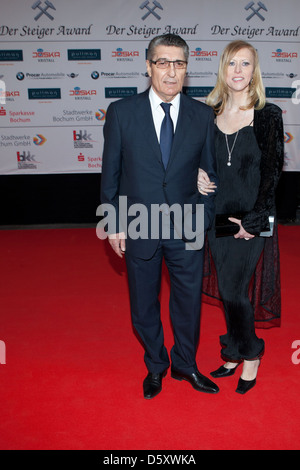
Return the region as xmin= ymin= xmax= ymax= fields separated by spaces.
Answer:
xmin=171 ymin=368 xmax=219 ymax=394
xmin=143 ymin=370 xmax=168 ymax=399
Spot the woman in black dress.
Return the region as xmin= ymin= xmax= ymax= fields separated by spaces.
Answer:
xmin=198 ymin=40 xmax=284 ymax=394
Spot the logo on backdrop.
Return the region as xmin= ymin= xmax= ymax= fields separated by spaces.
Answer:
xmin=0 ymin=80 xmax=6 ymax=104
xmin=284 ymin=132 xmax=294 ymax=144
xmin=73 ymin=130 xmax=97 ymax=148
xmin=245 ymin=1 xmax=268 ymax=21
xmin=191 ymin=48 xmax=218 ymax=61
xmin=32 ymin=1 xmax=56 ymax=21
xmin=0 ymin=50 xmax=23 ymax=62
xmin=106 ymin=3 xmax=198 ymax=38
xmin=32 ymin=48 xmax=60 ymax=62
xmin=292 ymin=80 xmax=300 ymax=104
xmin=140 ymin=1 xmax=163 ymax=21
xmin=0 ymin=89 xmax=20 ymax=103
xmin=77 ymin=152 xmax=102 ymax=170
xmin=112 ymin=48 xmax=139 ymax=62
xmin=68 ymin=49 xmax=101 ymax=61
xmin=287 ymin=73 xmax=298 ymax=79
xmin=17 ymin=151 xmax=39 ymax=170
xmin=272 ymin=49 xmax=298 ymax=62
xmin=28 ymin=88 xmax=61 ymax=100
xmin=33 ymin=134 xmax=47 ymax=146
xmin=95 ymin=109 xmax=106 ymax=121
xmin=69 ymin=87 xmax=97 ymax=100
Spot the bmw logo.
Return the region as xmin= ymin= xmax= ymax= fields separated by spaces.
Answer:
xmin=91 ymin=71 xmax=99 ymax=80
xmin=16 ymin=72 xmax=25 ymax=81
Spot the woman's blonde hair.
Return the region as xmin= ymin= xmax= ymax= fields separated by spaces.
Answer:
xmin=206 ymin=40 xmax=266 ymax=114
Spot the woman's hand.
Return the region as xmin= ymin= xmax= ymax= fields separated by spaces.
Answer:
xmin=228 ymin=217 xmax=255 ymax=240
xmin=197 ymin=168 xmax=217 ymax=195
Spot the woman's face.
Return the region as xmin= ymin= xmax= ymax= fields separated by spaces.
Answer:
xmin=225 ymin=47 xmax=255 ymax=94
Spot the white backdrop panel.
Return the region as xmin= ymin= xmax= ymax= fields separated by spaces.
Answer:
xmin=0 ymin=0 xmax=299 ymax=173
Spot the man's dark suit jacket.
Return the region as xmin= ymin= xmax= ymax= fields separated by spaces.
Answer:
xmin=101 ymin=88 xmax=218 ymax=259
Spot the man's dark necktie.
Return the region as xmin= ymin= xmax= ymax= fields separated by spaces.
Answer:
xmin=160 ymin=102 xmax=174 ymax=169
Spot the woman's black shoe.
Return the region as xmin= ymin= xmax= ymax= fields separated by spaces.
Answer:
xmin=210 ymin=364 xmax=240 ymax=378
xmin=235 ymin=377 xmax=256 ymax=394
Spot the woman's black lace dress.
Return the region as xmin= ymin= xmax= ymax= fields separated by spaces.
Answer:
xmin=207 ymin=124 xmax=265 ymax=361
xmin=202 ymin=103 xmax=284 ymax=362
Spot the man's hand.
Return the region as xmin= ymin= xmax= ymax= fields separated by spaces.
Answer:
xmin=108 ymin=232 xmax=126 ymax=258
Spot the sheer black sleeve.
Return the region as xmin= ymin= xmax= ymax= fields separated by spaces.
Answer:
xmin=241 ymin=103 xmax=284 ymax=235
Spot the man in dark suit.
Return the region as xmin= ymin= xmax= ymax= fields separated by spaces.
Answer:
xmin=101 ymin=34 xmax=219 ymax=399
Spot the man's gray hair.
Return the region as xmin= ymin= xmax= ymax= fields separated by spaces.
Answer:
xmin=147 ymin=34 xmax=189 ymax=62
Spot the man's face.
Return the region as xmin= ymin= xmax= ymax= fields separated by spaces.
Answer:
xmin=146 ymin=45 xmax=187 ymax=102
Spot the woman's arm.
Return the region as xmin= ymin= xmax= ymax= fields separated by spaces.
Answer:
xmin=241 ymin=104 xmax=284 ymax=235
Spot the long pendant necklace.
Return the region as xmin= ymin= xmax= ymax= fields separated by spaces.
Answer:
xmin=225 ymin=129 xmax=239 ymax=167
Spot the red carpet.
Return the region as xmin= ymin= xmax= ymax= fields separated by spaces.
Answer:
xmin=0 ymin=225 xmax=299 ymax=450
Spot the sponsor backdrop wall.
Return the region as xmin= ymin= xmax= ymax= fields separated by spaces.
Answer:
xmin=0 ymin=0 xmax=299 ymax=226
xmin=0 ymin=0 xmax=299 ymax=176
